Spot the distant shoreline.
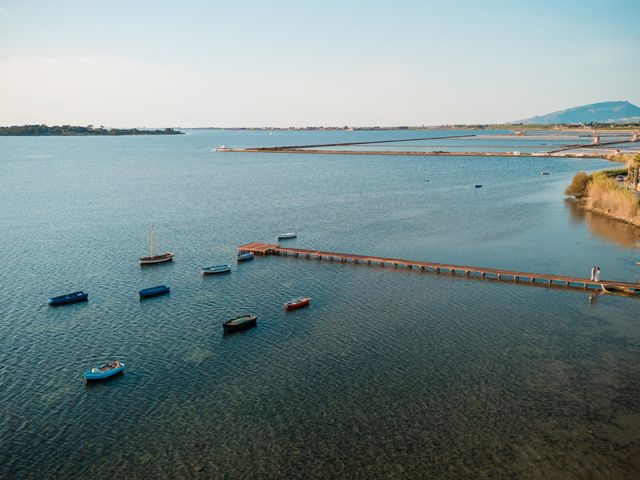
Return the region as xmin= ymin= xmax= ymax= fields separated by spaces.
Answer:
xmin=185 ymin=123 xmax=640 ymax=132
xmin=0 ymin=125 xmax=183 ymax=136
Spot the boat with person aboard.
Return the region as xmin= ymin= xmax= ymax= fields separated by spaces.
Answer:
xmin=277 ymin=233 xmax=297 ymax=240
xmin=138 ymin=285 xmax=170 ymax=299
xmin=139 ymin=224 xmax=175 ymax=265
xmin=222 ymin=314 xmax=257 ymax=333
xmin=237 ymin=252 xmax=254 ymax=262
xmin=84 ymin=360 xmax=125 ymax=381
xmin=202 ymin=264 xmax=232 ymax=275
xmin=284 ymin=297 xmax=311 ymax=311
xmin=48 ymin=291 xmax=88 ymax=306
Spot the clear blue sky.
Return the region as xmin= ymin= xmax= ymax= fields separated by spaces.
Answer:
xmin=1 ymin=0 xmax=638 ymax=126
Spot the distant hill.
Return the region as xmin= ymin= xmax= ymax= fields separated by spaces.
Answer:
xmin=516 ymin=101 xmax=640 ymax=125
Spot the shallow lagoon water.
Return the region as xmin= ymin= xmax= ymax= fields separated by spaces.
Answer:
xmin=0 ymin=130 xmax=639 ymax=478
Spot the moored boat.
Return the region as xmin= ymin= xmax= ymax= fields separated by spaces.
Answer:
xmin=277 ymin=233 xmax=297 ymax=239
xmin=237 ymin=252 xmax=254 ymax=262
xmin=139 ymin=224 xmax=175 ymax=265
xmin=139 ymin=285 xmax=170 ymax=298
xmin=202 ymin=264 xmax=232 ymax=275
xmin=284 ymin=296 xmax=311 ymax=310
xmin=474 ymin=184 xmax=483 ymax=188
xmin=223 ymin=314 xmax=257 ymax=333
xmin=84 ymin=361 xmax=125 ymax=381
xmin=48 ymin=291 xmax=88 ymax=306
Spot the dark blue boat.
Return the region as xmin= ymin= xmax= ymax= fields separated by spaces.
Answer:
xmin=139 ymin=285 xmax=170 ymax=299
xmin=48 ymin=291 xmax=88 ymax=306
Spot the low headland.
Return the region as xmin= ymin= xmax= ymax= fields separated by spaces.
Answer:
xmin=565 ymin=153 xmax=640 ymax=227
xmin=0 ymin=124 xmax=183 ymax=136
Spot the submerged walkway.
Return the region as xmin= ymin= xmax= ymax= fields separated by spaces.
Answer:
xmin=238 ymin=243 xmax=640 ymax=295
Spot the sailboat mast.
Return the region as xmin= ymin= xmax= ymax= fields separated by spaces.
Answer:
xmin=150 ymin=224 xmax=155 ymax=258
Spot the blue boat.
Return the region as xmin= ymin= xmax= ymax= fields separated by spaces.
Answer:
xmin=237 ymin=252 xmax=254 ymax=262
xmin=139 ymin=285 xmax=170 ymax=298
xmin=48 ymin=291 xmax=88 ymax=306
xmin=84 ymin=361 xmax=125 ymax=381
xmin=202 ymin=264 xmax=232 ymax=275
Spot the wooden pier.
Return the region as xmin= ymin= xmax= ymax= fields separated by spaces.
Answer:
xmin=238 ymin=243 xmax=640 ymax=295
xmin=222 ymin=148 xmax=606 ymax=159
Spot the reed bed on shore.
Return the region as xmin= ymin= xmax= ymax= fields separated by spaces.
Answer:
xmin=585 ymin=173 xmax=640 ymax=226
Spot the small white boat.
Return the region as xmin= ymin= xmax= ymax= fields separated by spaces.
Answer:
xmin=214 ymin=145 xmax=229 ymax=152
xmin=277 ymin=233 xmax=297 ymax=240
xmin=202 ymin=264 xmax=232 ymax=275
xmin=237 ymin=252 xmax=254 ymax=262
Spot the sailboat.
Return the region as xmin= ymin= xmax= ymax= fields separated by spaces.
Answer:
xmin=139 ymin=224 xmax=175 ymax=265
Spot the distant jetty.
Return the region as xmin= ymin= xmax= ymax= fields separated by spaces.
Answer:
xmin=0 ymin=125 xmax=183 ymax=136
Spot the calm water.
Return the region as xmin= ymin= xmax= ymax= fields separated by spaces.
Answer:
xmin=1 ymin=130 xmax=639 ymax=479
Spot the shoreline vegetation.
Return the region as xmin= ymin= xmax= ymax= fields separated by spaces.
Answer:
xmin=0 ymin=125 xmax=183 ymax=136
xmin=565 ymin=153 xmax=640 ymax=227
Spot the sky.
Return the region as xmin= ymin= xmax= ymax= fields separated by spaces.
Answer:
xmin=1 ymin=0 xmax=639 ymax=127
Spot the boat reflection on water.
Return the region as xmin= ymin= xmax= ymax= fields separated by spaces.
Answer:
xmin=566 ymin=199 xmax=640 ymax=250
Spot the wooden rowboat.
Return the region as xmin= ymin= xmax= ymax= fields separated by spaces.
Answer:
xmin=223 ymin=314 xmax=257 ymax=333
xmin=84 ymin=361 xmax=125 ymax=381
xmin=237 ymin=252 xmax=254 ymax=262
xmin=139 ymin=285 xmax=170 ymax=298
xmin=202 ymin=264 xmax=232 ymax=275
xmin=284 ymin=297 xmax=311 ymax=310
xmin=277 ymin=233 xmax=297 ymax=239
xmin=48 ymin=291 xmax=88 ymax=306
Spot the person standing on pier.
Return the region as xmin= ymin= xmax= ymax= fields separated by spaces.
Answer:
xmin=590 ymin=266 xmax=596 ymax=281
xmin=595 ymin=266 xmax=601 ymax=282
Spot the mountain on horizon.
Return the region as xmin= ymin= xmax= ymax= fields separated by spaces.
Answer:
xmin=515 ymin=101 xmax=640 ymax=125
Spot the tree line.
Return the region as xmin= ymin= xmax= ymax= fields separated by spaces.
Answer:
xmin=0 ymin=125 xmax=183 ymax=136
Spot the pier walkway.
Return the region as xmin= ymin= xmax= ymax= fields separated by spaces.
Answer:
xmin=238 ymin=243 xmax=640 ymax=295
xmin=223 ymin=148 xmax=607 ymax=158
